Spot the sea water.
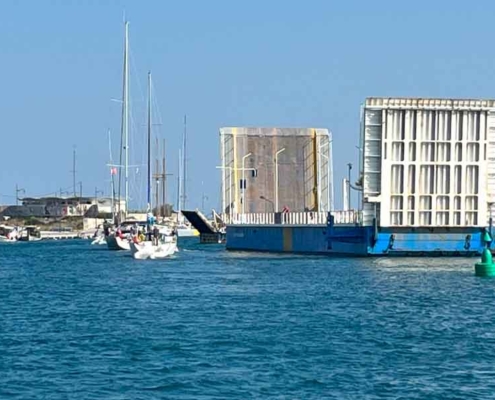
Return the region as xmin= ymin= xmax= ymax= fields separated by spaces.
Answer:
xmin=1 ymin=240 xmax=495 ymax=399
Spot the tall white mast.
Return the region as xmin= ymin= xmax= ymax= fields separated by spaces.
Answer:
xmin=124 ymin=21 xmax=129 ymax=217
xmin=177 ymin=149 xmax=182 ymax=215
xmin=182 ymin=115 xmax=187 ymax=210
xmin=147 ymin=71 xmax=152 ymax=211
xmin=108 ymin=129 xmax=115 ymax=217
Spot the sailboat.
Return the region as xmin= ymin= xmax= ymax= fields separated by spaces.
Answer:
xmin=176 ymin=115 xmax=198 ymax=237
xmin=129 ymin=71 xmax=178 ymax=260
xmin=106 ymin=20 xmax=133 ymax=251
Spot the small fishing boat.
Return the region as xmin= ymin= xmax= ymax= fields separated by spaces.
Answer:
xmin=0 ymin=225 xmax=20 ymax=242
xmin=18 ymin=226 xmax=42 ymax=242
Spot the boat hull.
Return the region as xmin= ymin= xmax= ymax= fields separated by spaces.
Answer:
xmin=18 ymin=236 xmax=42 ymax=242
xmin=106 ymin=234 xmax=131 ymax=251
xmin=0 ymin=236 xmax=17 ymax=243
xmin=130 ymin=240 xmax=178 ymax=259
xmin=226 ymin=224 xmax=487 ymax=257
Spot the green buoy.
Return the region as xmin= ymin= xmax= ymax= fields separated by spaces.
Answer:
xmin=475 ymin=232 xmax=495 ymax=277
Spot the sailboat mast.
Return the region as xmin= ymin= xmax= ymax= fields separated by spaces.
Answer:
xmin=108 ymin=129 xmax=115 ymax=217
xmin=166 ymin=139 xmax=167 ymax=217
xmin=177 ymin=149 xmax=182 ymax=213
xmin=147 ymin=71 xmax=152 ymax=210
xmin=182 ymin=115 xmax=187 ymax=210
xmin=124 ymin=21 xmax=129 ymax=217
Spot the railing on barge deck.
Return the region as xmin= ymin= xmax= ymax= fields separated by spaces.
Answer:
xmin=226 ymin=210 xmax=362 ymax=226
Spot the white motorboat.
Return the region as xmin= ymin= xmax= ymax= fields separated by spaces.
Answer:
xmin=18 ymin=226 xmax=42 ymax=242
xmin=0 ymin=225 xmax=20 ymax=242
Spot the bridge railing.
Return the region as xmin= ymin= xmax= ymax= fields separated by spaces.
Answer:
xmin=226 ymin=210 xmax=362 ymax=226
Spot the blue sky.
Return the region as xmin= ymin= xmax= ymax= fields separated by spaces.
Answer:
xmin=1 ymin=0 xmax=494 ymax=211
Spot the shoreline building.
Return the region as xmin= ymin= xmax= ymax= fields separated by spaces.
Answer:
xmin=0 ymin=196 xmax=126 ymax=219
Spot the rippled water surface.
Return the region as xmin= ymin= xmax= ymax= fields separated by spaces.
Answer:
xmin=1 ymin=239 xmax=495 ymax=399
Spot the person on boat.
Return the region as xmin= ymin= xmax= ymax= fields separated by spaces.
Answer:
xmin=116 ymin=227 xmax=124 ymax=239
xmin=138 ymin=231 xmax=145 ymax=243
xmin=152 ymin=226 xmax=159 ymax=245
xmin=147 ymin=211 xmax=155 ymax=226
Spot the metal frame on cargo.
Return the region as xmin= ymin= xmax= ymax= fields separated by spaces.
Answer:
xmin=219 ymin=127 xmax=334 ymax=221
xmin=361 ymin=97 xmax=495 ymax=228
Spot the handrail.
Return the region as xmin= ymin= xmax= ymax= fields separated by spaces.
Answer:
xmin=225 ymin=210 xmax=362 ymax=226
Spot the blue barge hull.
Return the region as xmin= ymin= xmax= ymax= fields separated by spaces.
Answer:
xmin=226 ymin=225 xmax=488 ymax=256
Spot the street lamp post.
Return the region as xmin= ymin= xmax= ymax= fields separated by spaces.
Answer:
xmin=241 ymin=152 xmax=252 ymax=215
xmin=275 ymin=148 xmax=286 ymax=212
xmin=260 ymin=196 xmax=275 ymax=212
xmin=216 ymin=164 xmax=257 ymax=222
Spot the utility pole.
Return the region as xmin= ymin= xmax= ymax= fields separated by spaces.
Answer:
xmin=15 ymin=184 xmax=25 ymax=206
xmin=71 ymin=146 xmax=77 ymax=198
